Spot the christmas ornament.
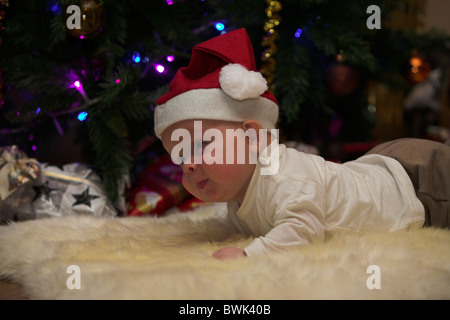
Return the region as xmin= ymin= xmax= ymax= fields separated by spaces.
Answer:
xmin=325 ymin=53 xmax=360 ymax=97
xmin=260 ymin=0 xmax=282 ymax=90
xmin=65 ymin=0 xmax=104 ymax=40
xmin=406 ymin=52 xmax=431 ymax=84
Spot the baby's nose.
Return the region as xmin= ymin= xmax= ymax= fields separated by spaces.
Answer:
xmin=182 ymin=162 xmax=197 ymax=175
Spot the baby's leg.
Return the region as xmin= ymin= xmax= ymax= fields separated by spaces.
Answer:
xmin=365 ymin=138 xmax=450 ymax=229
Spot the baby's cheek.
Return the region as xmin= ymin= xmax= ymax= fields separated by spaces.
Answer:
xmin=211 ymin=163 xmax=244 ymax=183
xmin=181 ymin=176 xmax=196 ymax=194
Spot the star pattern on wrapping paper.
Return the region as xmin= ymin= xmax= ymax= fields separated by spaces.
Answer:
xmin=72 ymin=187 xmax=100 ymax=208
xmin=32 ymin=181 xmax=54 ymax=203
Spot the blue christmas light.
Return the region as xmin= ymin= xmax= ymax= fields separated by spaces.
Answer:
xmin=215 ymin=23 xmax=225 ymax=31
xmin=132 ymin=52 xmax=141 ymax=63
xmin=77 ymin=111 xmax=88 ymax=121
xmin=51 ymin=3 xmax=60 ymax=13
xmin=46 ymin=0 xmax=62 ymax=14
xmin=294 ymin=28 xmax=303 ymax=38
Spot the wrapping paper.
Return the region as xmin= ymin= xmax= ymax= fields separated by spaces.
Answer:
xmin=127 ymin=154 xmax=192 ymax=216
xmin=0 ymin=145 xmax=40 ymax=201
xmin=1 ymin=161 xmax=119 ymax=223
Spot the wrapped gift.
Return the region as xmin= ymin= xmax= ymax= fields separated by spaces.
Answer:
xmin=175 ymin=197 xmax=208 ymax=212
xmin=1 ymin=161 xmax=120 ymax=223
xmin=127 ymin=154 xmax=192 ymax=216
xmin=0 ymin=145 xmax=40 ymax=201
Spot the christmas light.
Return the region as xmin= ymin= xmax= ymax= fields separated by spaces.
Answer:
xmin=132 ymin=52 xmax=141 ymax=63
xmin=115 ymin=79 xmax=121 ymax=83
xmin=77 ymin=111 xmax=88 ymax=121
xmin=294 ymin=28 xmax=303 ymax=38
xmin=215 ymin=22 xmax=225 ymax=31
xmin=72 ymin=80 xmax=88 ymax=100
xmin=47 ymin=1 xmax=62 ymax=15
xmin=50 ymin=2 xmax=60 ymax=13
xmin=166 ymin=55 xmax=175 ymax=62
xmin=80 ymin=35 xmax=85 ymax=40
xmin=166 ymin=0 xmax=173 ymax=5
xmin=155 ymin=64 xmax=165 ymax=73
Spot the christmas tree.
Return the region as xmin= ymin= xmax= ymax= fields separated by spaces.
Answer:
xmin=1 ymin=0 xmax=448 ymax=201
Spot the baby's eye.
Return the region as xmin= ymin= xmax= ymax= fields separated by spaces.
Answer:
xmin=194 ymin=140 xmax=209 ymax=150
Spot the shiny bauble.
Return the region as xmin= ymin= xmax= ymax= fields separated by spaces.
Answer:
xmin=406 ymin=54 xmax=431 ymax=84
xmin=325 ymin=62 xmax=360 ymax=97
xmin=65 ymin=0 xmax=104 ymax=40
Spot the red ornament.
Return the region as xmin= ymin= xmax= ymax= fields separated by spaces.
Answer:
xmin=325 ymin=62 xmax=360 ymax=97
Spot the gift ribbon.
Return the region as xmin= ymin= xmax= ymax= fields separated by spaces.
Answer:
xmin=41 ymin=170 xmax=101 ymax=189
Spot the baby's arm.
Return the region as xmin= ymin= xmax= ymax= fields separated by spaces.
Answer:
xmin=245 ymin=208 xmax=325 ymax=256
xmin=212 ymin=208 xmax=325 ymax=259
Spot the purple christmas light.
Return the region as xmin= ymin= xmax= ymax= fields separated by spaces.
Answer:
xmin=155 ymin=64 xmax=165 ymax=73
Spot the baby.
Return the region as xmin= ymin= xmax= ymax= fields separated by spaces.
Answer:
xmin=154 ymin=28 xmax=450 ymax=260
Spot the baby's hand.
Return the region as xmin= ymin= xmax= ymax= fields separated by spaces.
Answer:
xmin=212 ymin=247 xmax=246 ymax=260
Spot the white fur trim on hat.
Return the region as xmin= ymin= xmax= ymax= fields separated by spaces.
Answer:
xmin=219 ymin=63 xmax=268 ymax=100
xmin=154 ymin=88 xmax=278 ymax=138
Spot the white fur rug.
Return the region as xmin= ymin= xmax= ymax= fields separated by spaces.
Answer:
xmin=0 ymin=203 xmax=449 ymax=300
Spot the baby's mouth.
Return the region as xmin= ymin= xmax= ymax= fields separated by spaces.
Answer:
xmin=197 ymin=179 xmax=208 ymax=190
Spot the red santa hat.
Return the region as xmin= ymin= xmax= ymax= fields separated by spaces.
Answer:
xmin=154 ymin=28 xmax=279 ymax=138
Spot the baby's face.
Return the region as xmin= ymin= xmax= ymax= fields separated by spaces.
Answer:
xmin=161 ymin=119 xmax=257 ymax=204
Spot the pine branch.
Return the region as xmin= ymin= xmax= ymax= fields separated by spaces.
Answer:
xmin=87 ymin=109 xmax=133 ymax=202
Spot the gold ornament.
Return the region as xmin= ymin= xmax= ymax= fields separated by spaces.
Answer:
xmin=260 ymin=0 xmax=282 ymax=91
xmin=407 ymin=52 xmax=431 ymax=84
xmin=65 ymin=0 xmax=104 ymax=40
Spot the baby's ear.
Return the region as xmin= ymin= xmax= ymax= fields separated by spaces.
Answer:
xmin=242 ymin=120 xmax=262 ymax=154
xmin=242 ymin=119 xmax=263 ymax=132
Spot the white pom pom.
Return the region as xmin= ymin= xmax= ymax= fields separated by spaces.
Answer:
xmin=219 ymin=63 xmax=268 ymax=100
